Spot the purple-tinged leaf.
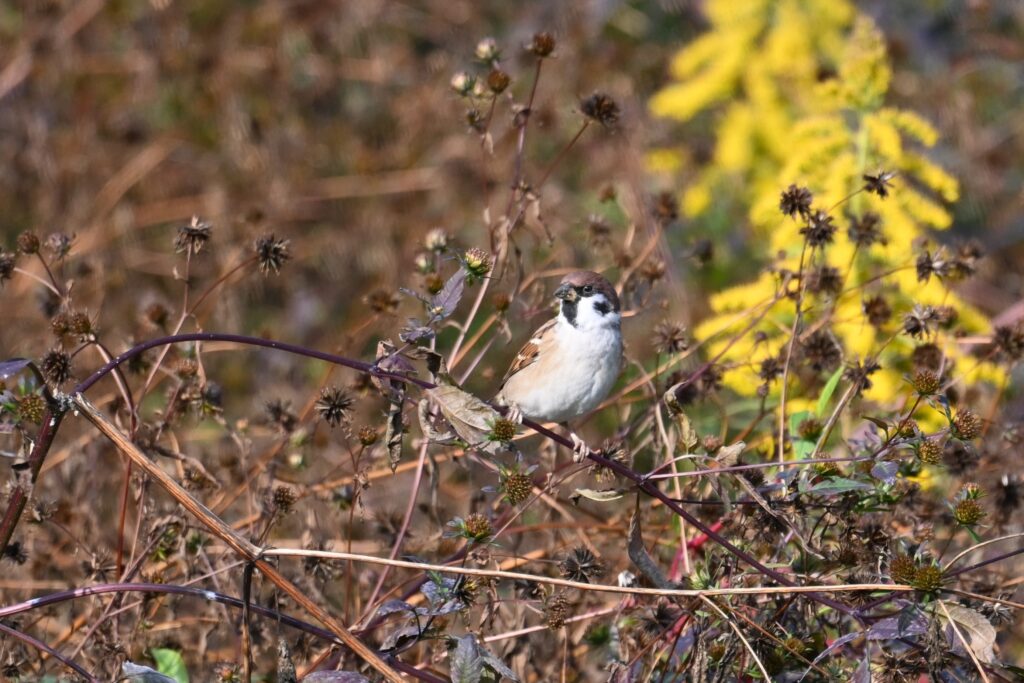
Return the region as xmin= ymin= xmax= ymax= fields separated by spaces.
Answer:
xmin=303 ymin=672 xmax=371 ymax=682
xmin=431 ymin=269 xmax=466 ymax=320
xmin=867 ymin=611 xmax=927 ymax=640
xmin=870 ymin=460 xmax=899 ymax=485
xmin=798 ymin=631 xmax=862 ymax=681
xmin=0 ymin=358 xmax=32 ymax=380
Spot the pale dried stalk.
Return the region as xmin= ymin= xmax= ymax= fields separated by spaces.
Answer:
xmin=938 ymin=599 xmax=991 ymax=683
xmin=942 ymin=531 xmax=1024 ymax=571
xmin=72 ymin=394 xmax=403 ymax=683
xmin=265 ymin=547 xmax=909 ymax=599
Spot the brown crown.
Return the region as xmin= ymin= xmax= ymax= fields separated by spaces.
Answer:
xmin=559 ymin=270 xmax=620 ymax=312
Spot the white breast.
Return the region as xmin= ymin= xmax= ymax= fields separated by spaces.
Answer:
xmin=505 ymin=317 xmax=622 ymax=424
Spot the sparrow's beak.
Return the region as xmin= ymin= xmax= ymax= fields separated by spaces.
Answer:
xmin=554 ymin=283 xmax=578 ymax=302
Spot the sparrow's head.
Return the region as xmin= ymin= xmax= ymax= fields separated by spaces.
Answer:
xmin=554 ymin=271 xmax=620 ymax=330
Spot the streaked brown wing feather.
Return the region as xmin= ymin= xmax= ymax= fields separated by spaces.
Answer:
xmin=500 ymin=318 xmax=556 ymax=387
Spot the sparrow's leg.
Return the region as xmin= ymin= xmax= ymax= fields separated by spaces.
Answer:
xmin=504 ymin=403 xmax=523 ymax=425
xmin=563 ymin=425 xmax=593 ymax=463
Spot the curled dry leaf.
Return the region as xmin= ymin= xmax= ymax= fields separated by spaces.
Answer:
xmin=940 ymin=602 xmax=996 ymax=664
xmin=426 ymin=385 xmax=502 ymax=454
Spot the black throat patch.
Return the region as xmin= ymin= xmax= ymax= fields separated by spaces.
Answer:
xmin=561 ymin=299 xmax=578 ymax=327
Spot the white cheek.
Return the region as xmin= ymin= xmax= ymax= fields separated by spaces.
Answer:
xmin=574 ymin=297 xmax=618 ymax=330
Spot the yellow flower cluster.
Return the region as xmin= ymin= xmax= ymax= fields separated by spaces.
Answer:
xmin=650 ymin=1 xmax=1001 ymax=406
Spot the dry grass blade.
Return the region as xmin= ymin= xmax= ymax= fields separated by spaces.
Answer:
xmin=71 ymin=394 xmax=403 ymax=683
xmin=698 ymin=595 xmax=771 ymax=681
xmin=264 ymin=547 xmax=909 ymax=599
xmin=938 ymin=600 xmax=991 ymax=683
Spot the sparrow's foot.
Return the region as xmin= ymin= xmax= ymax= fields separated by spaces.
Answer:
xmin=504 ymin=403 xmax=523 ymax=425
xmin=569 ymin=432 xmax=593 ymax=463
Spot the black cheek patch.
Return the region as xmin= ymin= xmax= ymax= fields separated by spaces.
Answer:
xmin=562 ymin=300 xmax=578 ymax=326
xmin=593 ymin=300 xmax=611 ymax=316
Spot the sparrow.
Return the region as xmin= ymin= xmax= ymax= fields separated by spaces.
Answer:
xmin=496 ymin=270 xmax=623 ymax=462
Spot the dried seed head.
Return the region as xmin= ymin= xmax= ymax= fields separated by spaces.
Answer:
xmin=358 ymin=426 xmax=378 ymax=446
xmin=145 ymin=302 xmax=170 ymax=329
xmin=17 ymin=393 xmax=45 ymax=424
xmin=50 ymin=312 xmax=71 ymax=337
xmin=174 ymin=216 xmax=212 ymax=255
xmin=365 ymin=289 xmax=401 ymax=315
xmin=500 ymin=471 xmax=532 ymax=506
xmin=848 ymin=212 xmax=885 ymax=247
xmin=779 ymin=184 xmax=813 ymax=219
xmin=862 ymin=171 xmax=896 ymax=198
xmin=462 ymin=513 xmax=493 ymax=542
xmin=953 ymin=498 xmax=985 ymax=526
xmin=424 ymin=228 xmax=449 ymax=252
xmin=560 ymin=547 xmax=604 ymax=583
xmin=580 ymin=92 xmax=620 ymax=127
xmin=800 ymin=329 xmax=842 ymax=373
xmin=652 ymin=320 xmax=689 ymax=355
xmin=702 ymin=435 xmax=722 ymax=453
xmin=265 ymin=399 xmax=298 ymax=433
xmin=41 ymin=349 xmax=72 ymax=386
xmin=912 ymin=343 xmax=943 ymax=371
xmin=897 ymin=418 xmax=919 ymax=438
xmin=912 ymin=369 xmax=940 ymax=395
xmin=527 ymin=32 xmax=556 ymax=57
xmin=903 ymin=304 xmax=939 ymax=338
xmin=69 ymin=311 xmax=95 ymax=338
xmin=462 ymin=247 xmax=492 ymax=280
xmin=255 ymin=234 xmax=291 ymax=275
xmin=911 ymin=564 xmax=944 ymax=593
xmin=916 ymin=249 xmax=948 ymax=283
xmin=17 ymin=231 xmax=40 ymax=255
xmin=992 ymin=323 xmax=1024 ymax=363
xmin=952 ymin=409 xmax=982 ymax=440
xmin=545 ymin=592 xmax=571 ymax=629
xmin=798 ymin=417 xmax=823 ymax=441
xmin=800 ymin=209 xmax=836 ymax=247
xmin=843 ymin=358 xmax=881 ymax=395
xmin=488 ymin=417 xmax=517 ymax=443
xmin=862 ymin=295 xmax=892 ymax=327
xmin=588 ymin=214 xmax=612 ymax=247
xmin=889 ymin=554 xmax=917 ymax=585
xmin=45 ymin=232 xmax=74 ymax=259
xmin=917 ymin=439 xmax=943 ymax=465
xmin=315 ymin=387 xmax=354 ymax=427
xmin=491 ymin=291 xmax=511 ymax=313
xmin=450 ymin=72 xmax=475 ymax=96
xmin=475 ymin=37 xmax=499 ymax=63
xmin=424 ymin=272 xmax=444 ymax=294
xmin=959 ymin=482 xmax=983 ymax=500
xmin=653 ymin=192 xmax=679 ymax=224
xmin=805 ymin=266 xmax=842 ymax=296
xmin=0 ymin=250 xmax=14 ymax=286
xmin=486 ymin=69 xmax=510 ymax=94
xmin=271 ymin=485 xmax=297 ymax=515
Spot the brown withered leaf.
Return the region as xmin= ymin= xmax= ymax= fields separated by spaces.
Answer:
xmin=385 ymin=401 xmax=404 ymax=472
xmin=940 ymin=602 xmax=996 ymax=663
xmin=417 ymin=398 xmax=456 ymax=444
xmin=627 ymin=506 xmax=675 ymax=590
xmin=425 ymin=385 xmax=502 ymax=454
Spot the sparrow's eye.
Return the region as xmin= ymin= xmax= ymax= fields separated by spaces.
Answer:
xmin=581 ymin=284 xmax=594 ymax=295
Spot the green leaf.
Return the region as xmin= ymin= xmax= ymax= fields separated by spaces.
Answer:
xmin=816 ymin=367 xmax=844 ymax=417
xmin=806 ymin=478 xmax=872 ymax=497
xmin=151 ymin=648 xmax=189 ymax=683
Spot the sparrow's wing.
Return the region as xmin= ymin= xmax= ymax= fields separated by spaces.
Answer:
xmin=500 ymin=317 xmax=557 ymax=388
